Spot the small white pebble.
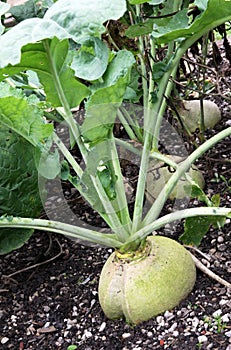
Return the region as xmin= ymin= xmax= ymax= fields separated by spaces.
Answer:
xmin=122 ymin=332 xmax=131 ymax=339
xmin=72 ymin=305 xmax=78 ymax=316
xmin=225 ymin=330 xmax=231 ymax=337
xmin=82 ymin=330 xmax=92 ymax=340
xmin=99 ymin=322 xmax=106 ymax=332
xmin=156 ymin=315 xmax=165 ymax=326
xmin=43 ymin=306 xmax=50 ymax=312
xmin=168 ymin=322 xmax=177 ymax=332
xmin=212 ymin=309 xmax=222 ymax=317
xmin=220 ymin=299 xmax=229 ymax=306
xmin=192 ymin=317 xmax=199 ymax=329
xmin=164 ymin=311 xmax=174 ymax=320
xmin=198 ymin=335 xmax=208 ymax=343
xmin=1 ymin=337 xmax=9 ymax=344
xmin=147 ymin=331 xmax=153 ymax=337
xmin=217 ymin=236 xmax=224 ymax=243
xmin=222 ymin=314 xmax=230 ymax=323
xmin=44 ymin=322 xmax=50 ymax=328
xmin=184 ymin=331 xmax=191 ymax=336
xmin=173 ymin=330 xmax=179 ymax=337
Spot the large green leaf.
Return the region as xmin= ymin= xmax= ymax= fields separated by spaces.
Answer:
xmin=0 ymin=18 xmax=69 ymax=68
xmin=0 ymin=83 xmax=53 ymax=147
xmin=96 ymin=50 xmax=135 ymax=88
xmin=0 ymin=126 xmax=43 ymax=255
xmin=81 ymin=50 xmax=135 ymax=143
xmin=45 ymin=0 xmax=127 ymax=43
xmin=0 ymin=0 xmax=126 ymax=68
xmin=0 ymin=38 xmax=90 ymax=108
xmin=151 ymin=0 xmax=231 ymax=44
xmin=71 ymin=37 xmax=109 ymax=81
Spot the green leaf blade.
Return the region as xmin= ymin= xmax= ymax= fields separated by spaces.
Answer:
xmin=0 ymin=94 xmax=53 ymax=147
xmin=0 ymin=39 xmax=90 ymax=108
xmin=71 ymin=37 xmax=109 ymax=81
xmin=81 ymin=50 xmax=135 ymax=143
xmin=151 ymin=0 xmax=231 ymax=44
xmin=0 ymin=126 xmax=43 ymax=255
xmin=45 ymin=0 xmax=127 ymax=42
xmin=180 ymin=215 xmax=226 ymax=247
xmin=0 ymin=18 xmax=70 ymax=68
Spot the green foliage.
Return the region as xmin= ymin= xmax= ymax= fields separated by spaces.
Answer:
xmin=0 ymin=38 xmax=90 ymax=108
xmin=71 ymin=37 xmax=109 ymax=81
xmin=126 ymin=0 xmax=231 ymax=43
xmin=151 ymin=0 xmax=231 ymax=43
xmin=180 ymin=183 xmax=226 ymax=246
xmin=0 ymin=126 xmax=43 ymax=254
xmin=9 ymin=0 xmax=51 ymax=22
xmin=81 ymin=50 xmax=135 ymax=143
xmin=0 ymin=82 xmax=53 ymax=146
xmin=67 ymin=345 xmax=78 ymax=350
xmin=97 ymin=167 xmax=117 ymax=201
xmin=180 ymin=215 xmax=225 ymax=246
xmin=45 ymin=0 xmax=126 ymax=42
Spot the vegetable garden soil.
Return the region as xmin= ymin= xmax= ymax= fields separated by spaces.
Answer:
xmin=1 ymin=38 xmax=231 ymax=350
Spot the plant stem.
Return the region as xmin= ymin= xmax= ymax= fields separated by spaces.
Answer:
xmin=53 ymin=134 xmax=83 ymax=178
xmin=152 ymin=66 xmax=177 ymax=149
xmin=108 ymin=134 xmax=132 ymax=231
xmin=122 ymin=207 xmax=231 ymax=246
xmin=0 ymin=216 xmax=122 ymax=248
xmin=43 ymin=40 xmax=87 ymax=160
xmin=89 ymin=174 xmax=130 ymax=241
xmin=131 ymin=36 xmax=157 ymax=232
xmin=143 ymin=126 xmax=231 ymax=226
xmin=135 ymin=5 xmax=149 ymax=108
xmin=117 ymin=109 xmax=138 ymax=141
xmin=44 ymin=40 xmax=130 ymax=239
xmin=118 ymin=106 xmax=143 ymax=142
